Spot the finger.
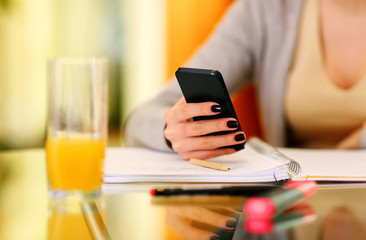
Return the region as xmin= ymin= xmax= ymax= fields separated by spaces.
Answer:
xmin=221 ymin=207 xmax=243 ymax=214
xmin=171 ymin=223 xmax=218 ymax=240
xmin=166 ymin=207 xmax=219 ymax=240
xmin=172 ymin=131 xmax=245 ymax=154
xmin=166 ymin=118 xmax=239 ymax=141
xmin=164 ymin=98 xmax=187 ymax=127
xmin=180 ymin=148 xmax=237 ymax=160
xmin=167 ymin=102 xmax=221 ymax=123
xmin=171 ymin=206 xmax=238 ymax=229
xmin=179 ymin=118 xmax=240 ymax=137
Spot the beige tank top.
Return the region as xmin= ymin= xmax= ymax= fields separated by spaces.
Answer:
xmin=285 ymin=0 xmax=366 ymax=148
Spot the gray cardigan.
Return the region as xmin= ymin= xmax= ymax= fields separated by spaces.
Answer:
xmin=125 ymin=0 xmax=305 ymax=151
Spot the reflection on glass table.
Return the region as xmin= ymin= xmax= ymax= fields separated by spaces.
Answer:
xmin=1 ymin=149 xmax=366 ymax=240
xmin=47 ymin=197 xmax=109 ymax=240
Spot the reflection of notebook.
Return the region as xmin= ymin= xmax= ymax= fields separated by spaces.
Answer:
xmin=103 ymin=137 xmax=366 ymax=183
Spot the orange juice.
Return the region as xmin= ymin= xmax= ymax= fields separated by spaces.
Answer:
xmin=47 ymin=200 xmax=107 ymax=240
xmin=46 ymin=138 xmax=106 ymax=191
xmin=47 ymin=209 xmax=92 ymax=240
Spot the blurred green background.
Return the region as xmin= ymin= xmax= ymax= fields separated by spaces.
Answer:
xmin=0 ymin=0 xmax=167 ymax=149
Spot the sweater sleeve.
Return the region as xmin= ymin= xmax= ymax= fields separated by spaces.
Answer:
xmin=124 ymin=0 xmax=258 ymax=151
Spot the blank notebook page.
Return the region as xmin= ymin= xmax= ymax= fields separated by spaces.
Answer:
xmin=103 ymin=145 xmax=288 ymax=183
xmin=280 ymin=148 xmax=366 ymax=180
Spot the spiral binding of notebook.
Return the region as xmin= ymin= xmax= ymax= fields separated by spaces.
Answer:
xmin=248 ymin=137 xmax=302 ymax=177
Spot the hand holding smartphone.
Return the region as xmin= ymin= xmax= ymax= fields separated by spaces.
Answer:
xmin=175 ymin=67 xmax=245 ymax=150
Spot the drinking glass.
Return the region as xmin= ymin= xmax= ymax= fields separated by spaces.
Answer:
xmin=46 ymin=57 xmax=108 ymax=199
xmin=47 ymin=197 xmax=108 ymax=239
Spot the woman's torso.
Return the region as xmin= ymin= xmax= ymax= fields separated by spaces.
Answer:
xmin=285 ymin=0 xmax=366 ymax=148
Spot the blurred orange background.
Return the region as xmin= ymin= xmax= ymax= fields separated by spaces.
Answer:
xmin=0 ymin=0 xmax=261 ymax=150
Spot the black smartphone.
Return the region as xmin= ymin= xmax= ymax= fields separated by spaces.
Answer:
xmin=175 ymin=67 xmax=245 ymax=150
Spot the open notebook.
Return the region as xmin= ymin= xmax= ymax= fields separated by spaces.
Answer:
xmin=103 ymin=137 xmax=366 ymax=183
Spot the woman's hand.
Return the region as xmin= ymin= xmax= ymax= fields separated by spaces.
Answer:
xmin=165 ymin=206 xmax=239 ymax=240
xmin=164 ymin=97 xmax=246 ymax=160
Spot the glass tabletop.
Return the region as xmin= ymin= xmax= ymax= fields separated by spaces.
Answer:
xmin=1 ymin=149 xmax=366 ymax=240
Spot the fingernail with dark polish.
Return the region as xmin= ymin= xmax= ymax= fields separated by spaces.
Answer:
xmin=226 ymin=219 xmax=238 ymax=228
xmin=227 ymin=120 xmax=238 ymax=129
xmin=235 ymin=134 xmax=245 ymax=142
xmin=211 ymin=105 xmax=222 ymax=113
xmin=209 ymin=236 xmax=220 ymax=240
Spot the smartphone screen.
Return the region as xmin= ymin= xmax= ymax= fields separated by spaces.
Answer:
xmin=175 ymin=67 xmax=245 ymax=150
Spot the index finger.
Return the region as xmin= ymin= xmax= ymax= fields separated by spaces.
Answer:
xmin=169 ymin=206 xmax=238 ymax=229
xmin=171 ymin=101 xmax=221 ymax=122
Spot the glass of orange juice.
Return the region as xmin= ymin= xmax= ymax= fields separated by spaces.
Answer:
xmin=46 ymin=57 xmax=108 ymax=199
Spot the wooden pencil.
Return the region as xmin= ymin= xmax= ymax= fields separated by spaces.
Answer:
xmin=189 ymin=158 xmax=230 ymax=171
